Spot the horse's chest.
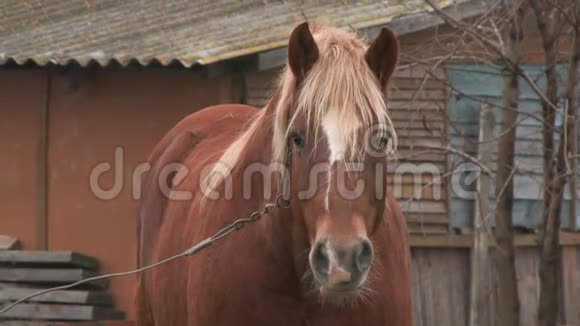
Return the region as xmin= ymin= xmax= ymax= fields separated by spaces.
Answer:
xmin=184 ymin=248 xmax=305 ymax=325
xmin=188 ymin=285 xmax=306 ymax=326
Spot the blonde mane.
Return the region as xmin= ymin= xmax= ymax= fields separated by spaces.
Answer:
xmin=203 ymin=24 xmax=398 ymax=197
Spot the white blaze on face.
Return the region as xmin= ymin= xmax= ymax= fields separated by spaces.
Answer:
xmin=322 ymin=110 xmax=346 ymax=162
xmin=321 ymin=110 xmax=346 ymax=211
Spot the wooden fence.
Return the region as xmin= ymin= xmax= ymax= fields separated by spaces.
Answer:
xmin=410 ymin=235 xmax=580 ymax=326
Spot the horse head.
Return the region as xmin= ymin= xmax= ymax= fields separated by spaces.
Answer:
xmin=275 ymin=22 xmax=400 ymax=304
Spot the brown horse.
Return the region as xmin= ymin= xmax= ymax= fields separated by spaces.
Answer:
xmin=135 ymin=22 xmax=413 ymax=326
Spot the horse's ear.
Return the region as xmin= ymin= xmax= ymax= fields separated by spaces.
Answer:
xmin=288 ymin=22 xmax=319 ymax=80
xmin=365 ymin=27 xmax=400 ymax=90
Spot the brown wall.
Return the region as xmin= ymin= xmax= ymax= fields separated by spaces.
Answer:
xmin=0 ymin=67 xmax=237 ymax=319
xmin=0 ymin=70 xmax=45 ymax=249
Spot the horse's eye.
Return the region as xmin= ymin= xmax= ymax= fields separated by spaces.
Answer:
xmin=371 ymin=131 xmax=391 ymax=152
xmin=289 ymin=130 xmax=305 ymax=149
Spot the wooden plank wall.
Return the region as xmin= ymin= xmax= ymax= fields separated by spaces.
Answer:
xmin=389 ymin=65 xmax=450 ymax=234
xmin=412 ymin=248 xmax=470 ymax=325
xmin=411 ymin=245 xmax=580 ymax=326
xmin=243 ymin=65 xmax=452 ymax=234
xmin=562 ymin=245 xmax=580 ymax=325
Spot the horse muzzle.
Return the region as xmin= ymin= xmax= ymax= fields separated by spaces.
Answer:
xmin=309 ymin=238 xmax=374 ymax=293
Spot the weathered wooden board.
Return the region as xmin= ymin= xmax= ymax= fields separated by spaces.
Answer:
xmin=391 ymin=78 xmax=446 ymax=90
xmin=411 ymin=248 xmax=470 ymax=326
xmin=386 ymin=174 xmax=444 ymax=185
xmin=0 ymin=268 xmax=107 ymax=289
xmin=0 ymin=236 xmax=20 ymax=251
xmin=388 ymin=89 xmax=447 ymax=101
xmin=50 ymin=322 xmax=135 ymax=326
xmin=397 ymin=138 xmax=447 ymax=149
xmin=514 ymin=248 xmax=540 ymax=326
xmin=408 ymin=246 xmax=580 ymax=326
xmin=0 ymin=322 xmax=53 ymax=326
xmin=0 ymin=303 xmax=124 ymax=321
xmin=391 ymin=184 xmax=446 ymax=201
xmin=0 ymin=251 xmax=98 ymax=270
xmin=400 ymin=200 xmax=446 ymax=214
xmin=388 ymin=101 xmax=447 ymax=110
xmin=406 ymin=213 xmax=449 ymax=225
xmin=389 ymin=151 xmax=447 ymax=163
xmin=51 ymin=322 xmax=135 ymax=326
xmin=0 ymin=282 xmax=37 ymax=289
xmin=561 ymin=246 xmax=580 ymax=325
xmin=0 ymin=288 xmax=113 ymax=305
xmin=410 ymin=233 xmax=580 ymax=248
xmin=477 ymin=247 xmax=547 ymax=325
xmin=390 ymin=119 xmax=446 ymax=132
xmin=388 ymin=167 xmax=447 ymax=184
xmin=395 ymin=128 xmax=445 ymax=138
xmin=389 ymin=110 xmax=446 ymax=122
xmin=408 ymin=223 xmax=449 ymax=235
xmin=0 ymin=322 xmax=134 ymax=326
xmin=394 ymin=64 xmax=446 ymax=79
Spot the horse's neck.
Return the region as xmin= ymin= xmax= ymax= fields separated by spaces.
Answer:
xmin=223 ymin=107 xmax=279 ymax=221
xmin=196 ymin=97 xmax=310 ymax=299
xmin=234 ymin=95 xmax=283 ymax=205
xmin=220 ymin=110 xmax=304 ymax=281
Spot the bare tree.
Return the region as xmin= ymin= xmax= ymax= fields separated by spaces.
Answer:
xmin=493 ymin=3 xmax=525 ymax=326
xmin=420 ymin=0 xmax=579 ymax=325
xmin=420 ymin=1 xmax=524 ymax=324
xmin=531 ymin=2 xmax=580 ymax=325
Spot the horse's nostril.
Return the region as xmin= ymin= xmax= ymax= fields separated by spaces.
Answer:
xmin=312 ymin=242 xmax=329 ymax=276
xmin=356 ymin=240 xmax=373 ymax=272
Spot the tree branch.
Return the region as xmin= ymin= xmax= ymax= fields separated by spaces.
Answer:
xmin=425 ymin=0 xmax=563 ymax=114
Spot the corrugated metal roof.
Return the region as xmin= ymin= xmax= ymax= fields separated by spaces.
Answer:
xmin=0 ymin=0 xmax=465 ymax=67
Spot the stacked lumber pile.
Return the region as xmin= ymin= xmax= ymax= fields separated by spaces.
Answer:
xmin=0 ymin=236 xmax=20 ymax=251
xmin=0 ymin=237 xmax=125 ymax=325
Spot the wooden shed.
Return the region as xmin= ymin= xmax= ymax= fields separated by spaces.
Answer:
xmin=0 ymin=0 xmax=579 ymax=325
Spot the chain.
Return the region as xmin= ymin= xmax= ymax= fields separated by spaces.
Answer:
xmin=192 ymin=195 xmax=291 ymax=245
xmin=0 ymin=194 xmax=291 ymax=316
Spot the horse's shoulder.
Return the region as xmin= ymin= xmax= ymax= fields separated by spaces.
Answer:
xmin=178 ymin=104 xmax=258 ymax=128
xmin=147 ymin=103 xmax=259 ymax=177
xmin=138 ymin=103 xmax=258 ymax=266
